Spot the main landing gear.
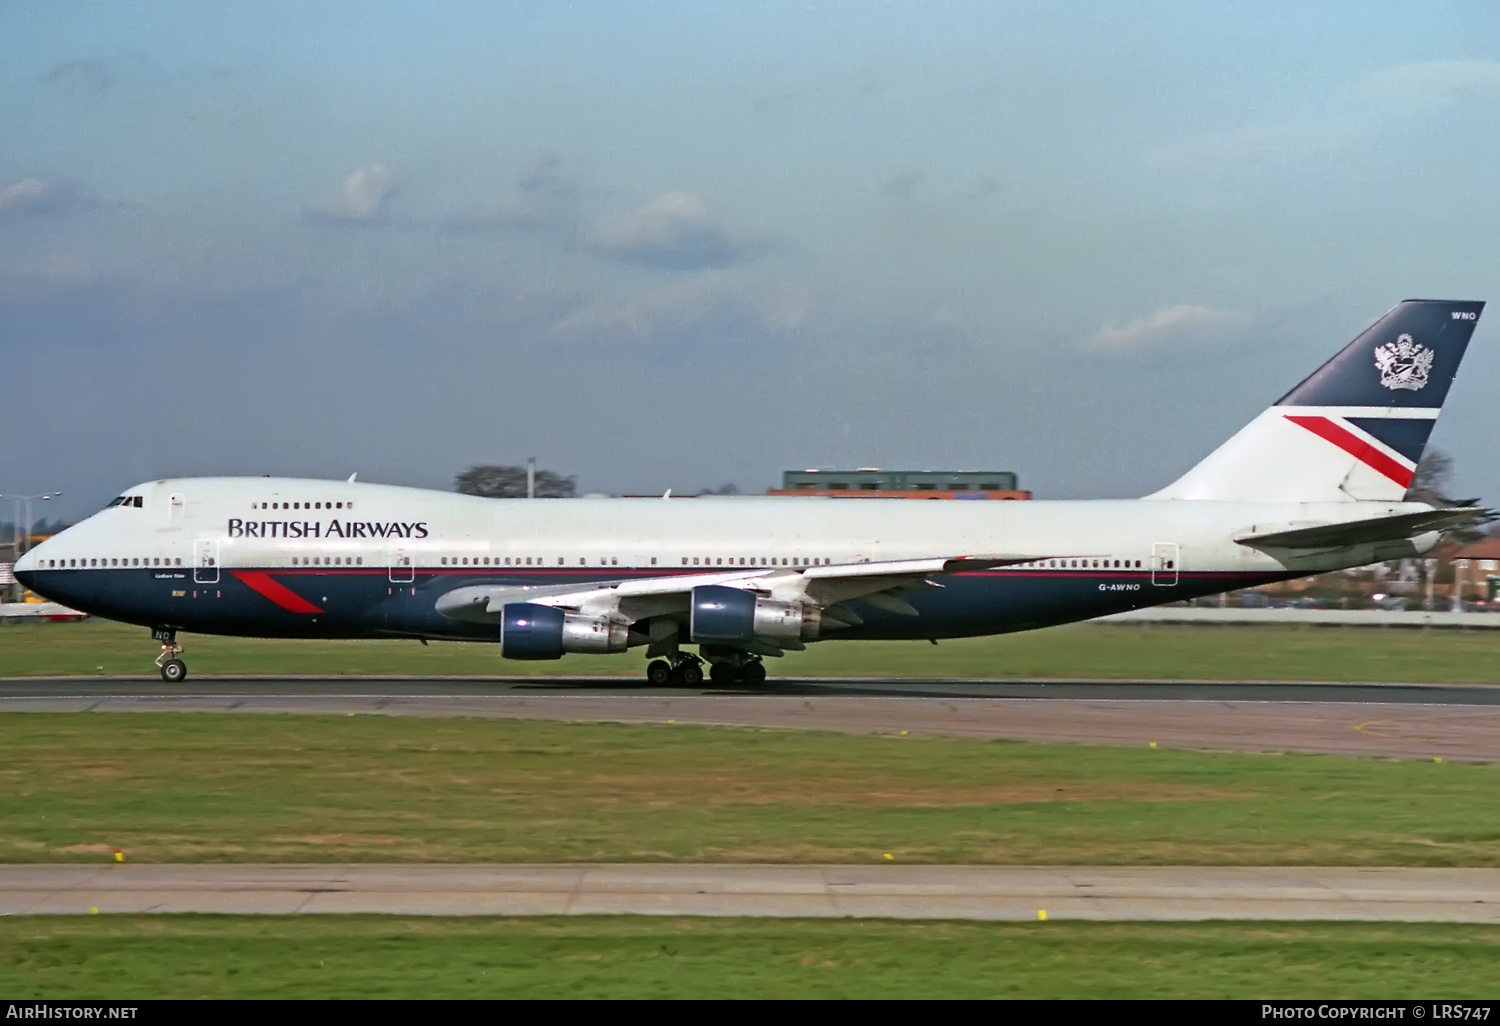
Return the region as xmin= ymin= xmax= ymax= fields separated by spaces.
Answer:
xmin=723 ymin=660 xmax=766 ymax=686
xmin=645 ymin=654 xmax=767 ymax=686
xmin=152 ymin=628 xmax=187 ymax=683
xmin=646 ymin=652 xmax=703 ymax=686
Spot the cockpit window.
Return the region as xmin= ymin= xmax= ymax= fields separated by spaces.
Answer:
xmin=106 ymin=496 xmax=143 ymax=509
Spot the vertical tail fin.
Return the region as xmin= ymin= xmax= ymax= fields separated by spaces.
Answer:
xmin=1149 ymin=299 xmax=1483 ymax=503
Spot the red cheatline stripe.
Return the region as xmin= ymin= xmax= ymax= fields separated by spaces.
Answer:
xmin=232 ymin=571 xmax=325 ymax=613
xmin=1285 ymin=414 xmax=1415 ymax=488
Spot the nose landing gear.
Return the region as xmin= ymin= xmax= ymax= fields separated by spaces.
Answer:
xmin=152 ymin=627 xmax=187 ymax=683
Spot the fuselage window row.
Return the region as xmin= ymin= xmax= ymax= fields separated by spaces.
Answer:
xmin=680 ymin=557 xmax=829 ymax=567
xmin=1029 ymin=559 xmax=1146 ymax=569
xmin=44 ymin=558 xmax=184 ymax=568
xmin=422 ymin=556 xmax=841 ymax=569
xmin=251 ymin=502 xmax=352 ymax=510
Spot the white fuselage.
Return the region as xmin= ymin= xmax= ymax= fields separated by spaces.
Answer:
xmin=16 ymin=476 xmax=1438 ymax=645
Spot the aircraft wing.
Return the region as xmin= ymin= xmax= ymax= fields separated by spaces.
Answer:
xmin=1232 ymin=507 xmax=1493 ymax=551
xmin=434 ymin=554 xmax=1038 ymax=628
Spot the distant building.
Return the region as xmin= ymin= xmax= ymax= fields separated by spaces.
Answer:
xmin=0 ymin=543 xmax=15 ymax=602
xmin=769 ymin=469 xmax=1031 ymax=500
xmin=1450 ymin=536 xmax=1500 ymax=601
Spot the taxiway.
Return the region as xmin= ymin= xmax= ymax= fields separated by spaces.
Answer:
xmin=6 ymin=864 xmax=1498 ymax=922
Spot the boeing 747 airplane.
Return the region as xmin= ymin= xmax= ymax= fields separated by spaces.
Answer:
xmin=16 ymin=299 xmax=1489 ymax=684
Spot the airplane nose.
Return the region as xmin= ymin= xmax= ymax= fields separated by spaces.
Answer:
xmin=13 ymin=547 xmax=40 ymax=591
xmin=12 ymin=552 xmax=35 ymax=592
xmin=13 ymin=539 xmax=53 ymax=591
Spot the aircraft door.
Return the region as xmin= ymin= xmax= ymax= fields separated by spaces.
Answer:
xmin=388 ymin=547 xmax=414 ymax=584
xmin=193 ymin=539 xmax=220 ymax=584
xmin=1151 ymin=542 xmax=1179 ymax=587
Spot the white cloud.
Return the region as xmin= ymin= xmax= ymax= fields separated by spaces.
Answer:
xmin=0 ymin=253 xmax=104 ymax=302
xmin=1360 ymin=59 xmax=1500 ymax=109
xmin=1086 ymin=304 xmax=1248 ymax=352
xmin=1146 ymin=120 xmax=1353 ymax=170
xmin=1149 ymin=59 xmax=1500 ymax=172
xmin=0 ymin=177 xmax=85 ymax=218
xmin=304 ymin=163 xmax=397 ymax=224
xmin=588 ymin=191 xmax=740 ymax=269
xmin=552 ymin=270 xmax=808 ymax=338
xmin=445 ymin=153 xmax=576 ymax=231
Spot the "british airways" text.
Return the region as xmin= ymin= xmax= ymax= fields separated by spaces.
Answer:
xmin=226 ymin=519 xmax=429 ymax=539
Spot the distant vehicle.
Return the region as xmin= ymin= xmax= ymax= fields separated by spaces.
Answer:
xmin=16 ymin=299 xmax=1491 ymax=684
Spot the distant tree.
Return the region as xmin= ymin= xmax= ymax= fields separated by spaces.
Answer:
xmin=455 ymin=465 xmax=576 ymax=499
xmin=1404 ymin=447 xmax=1493 ymax=543
xmin=0 ymin=519 xmax=71 ymax=540
xmin=1406 ymin=448 xmax=1457 ymax=506
xmin=699 ymin=482 xmax=742 ymax=496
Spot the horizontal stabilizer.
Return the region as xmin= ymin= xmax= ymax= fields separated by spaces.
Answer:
xmin=1233 ymin=508 xmax=1492 ymax=550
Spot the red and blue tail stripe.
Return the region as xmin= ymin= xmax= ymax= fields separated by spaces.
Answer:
xmin=1283 ymin=410 xmax=1434 ymax=488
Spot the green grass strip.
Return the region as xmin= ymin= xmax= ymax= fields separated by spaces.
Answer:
xmin=3 ymin=714 xmax=1497 ymax=865
xmin=4 ymin=917 xmax=1499 ymax=998
xmin=5 ymin=619 xmax=1500 ymax=682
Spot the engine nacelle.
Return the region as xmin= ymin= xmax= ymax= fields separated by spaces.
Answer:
xmin=689 ymin=585 xmax=819 ymax=644
xmin=500 ymin=603 xmax=629 ymax=660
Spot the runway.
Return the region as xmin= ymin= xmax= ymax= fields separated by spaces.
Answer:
xmin=6 ymin=864 xmax=1499 ymax=922
xmin=5 ymin=675 xmax=1500 ymax=703
xmin=4 ymin=675 xmax=1500 ymax=759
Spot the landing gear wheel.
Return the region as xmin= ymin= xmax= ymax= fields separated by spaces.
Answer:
xmin=679 ymin=661 xmax=704 ymax=686
xmin=153 ymin=631 xmax=185 ymax=682
xmin=709 ymin=662 xmax=736 ymax=684
xmin=740 ymin=661 xmax=766 ymax=685
xmin=646 ymin=660 xmax=672 ymax=686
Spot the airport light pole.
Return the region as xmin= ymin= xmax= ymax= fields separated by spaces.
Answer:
xmin=1 ymin=492 xmax=56 ymax=601
xmin=0 ymin=492 xmax=62 ymax=557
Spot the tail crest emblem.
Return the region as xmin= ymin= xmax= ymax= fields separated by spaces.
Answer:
xmin=1373 ymin=335 xmax=1434 ymax=392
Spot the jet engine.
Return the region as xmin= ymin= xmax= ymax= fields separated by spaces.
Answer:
xmin=500 ymin=602 xmax=629 ymax=660
xmin=689 ymin=585 xmax=819 ymax=644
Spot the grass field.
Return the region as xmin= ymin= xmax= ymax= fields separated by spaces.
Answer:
xmin=4 ymin=917 xmax=1499 ymax=998
xmin=5 ymin=618 xmax=1500 ymax=682
xmin=3 ymin=714 xmax=1497 ymax=865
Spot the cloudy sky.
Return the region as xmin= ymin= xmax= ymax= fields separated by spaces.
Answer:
xmin=4 ymin=1 xmax=1500 ymax=521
